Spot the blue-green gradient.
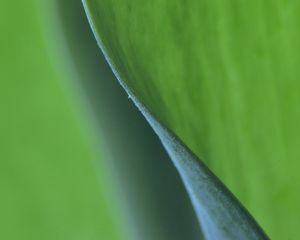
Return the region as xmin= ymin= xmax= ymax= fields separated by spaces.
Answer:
xmin=0 ymin=1 xmax=126 ymax=239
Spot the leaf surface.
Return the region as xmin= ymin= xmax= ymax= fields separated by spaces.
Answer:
xmin=83 ymin=0 xmax=300 ymax=238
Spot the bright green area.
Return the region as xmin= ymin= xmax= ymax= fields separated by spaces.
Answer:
xmin=0 ymin=1 xmax=126 ymax=239
xmin=84 ymin=0 xmax=300 ymax=238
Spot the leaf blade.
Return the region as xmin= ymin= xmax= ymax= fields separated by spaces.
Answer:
xmin=82 ymin=1 xmax=270 ymax=239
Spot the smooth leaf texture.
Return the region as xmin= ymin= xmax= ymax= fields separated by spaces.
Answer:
xmin=83 ymin=0 xmax=300 ymax=239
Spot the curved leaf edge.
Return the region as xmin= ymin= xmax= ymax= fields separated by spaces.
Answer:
xmin=82 ymin=1 xmax=269 ymax=239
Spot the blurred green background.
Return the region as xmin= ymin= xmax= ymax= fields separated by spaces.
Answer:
xmin=0 ymin=1 xmax=202 ymax=239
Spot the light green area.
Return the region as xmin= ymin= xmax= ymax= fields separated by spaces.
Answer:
xmin=84 ymin=0 xmax=300 ymax=238
xmin=0 ymin=1 xmax=126 ymax=239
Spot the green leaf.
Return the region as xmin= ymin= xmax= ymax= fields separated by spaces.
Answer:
xmin=82 ymin=0 xmax=299 ymax=239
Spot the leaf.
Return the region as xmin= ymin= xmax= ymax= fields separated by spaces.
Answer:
xmin=82 ymin=0 xmax=298 ymax=239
